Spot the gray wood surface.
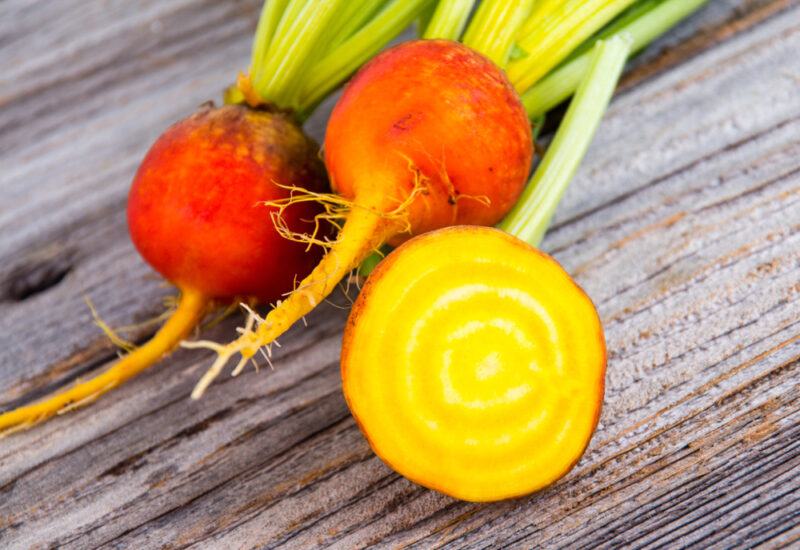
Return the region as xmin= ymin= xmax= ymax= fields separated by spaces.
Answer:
xmin=1 ymin=1 xmax=799 ymax=548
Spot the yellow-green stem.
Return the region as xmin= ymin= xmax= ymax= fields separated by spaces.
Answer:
xmin=325 ymin=0 xmax=387 ymax=50
xmin=508 ymin=0 xmax=636 ymax=93
xmin=462 ymin=0 xmax=535 ymax=67
xmin=255 ymin=0 xmax=349 ymax=109
xmin=423 ymin=0 xmax=476 ymax=40
xmin=249 ymin=0 xmax=290 ymax=86
xmin=298 ymin=0 xmax=435 ymax=114
xmin=500 ymin=36 xmax=630 ymax=245
xmin=523 ymin=0 xmax=709 ymax=117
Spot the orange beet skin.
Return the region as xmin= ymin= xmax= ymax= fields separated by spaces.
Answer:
xmin=128 ymin=105 xmax=327 ymax=303
xmin=325 ymin=39 xmax=533 ymax=244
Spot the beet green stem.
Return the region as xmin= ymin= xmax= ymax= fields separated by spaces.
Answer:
xmin=523 ymin=0 xmax=709 ymax=117
xmin=247 ymin=0 xmax=426 ymax=116
xmin=462 ymin=0 xmax=535 ymax=67
xmin=325 ymin=0 xmax=388 ymax=51
xmin=499 ymin=36 xmax=630 ymax=246
xmin=249 ymin=0 xmax=290 ymax=84
xmin=297 ymin=0 xmax=436 ymax=114
xmin=423 ymin=0 xmax=476 ymax=40
xmin=254 ymin=0 xmax=349 ymax=109
xmin=508 ymin=0 xmax=636 ymax=93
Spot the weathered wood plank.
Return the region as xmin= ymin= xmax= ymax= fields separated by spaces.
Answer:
xmin=1 ymin=1 xmax=799 ymax=548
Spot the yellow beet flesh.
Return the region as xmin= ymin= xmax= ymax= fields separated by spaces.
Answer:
xmin=341 ymin=226 xmax=606 ymax=502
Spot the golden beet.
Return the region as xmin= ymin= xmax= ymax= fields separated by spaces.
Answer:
xmin=341 ymin=226 xmax=606 ymax=502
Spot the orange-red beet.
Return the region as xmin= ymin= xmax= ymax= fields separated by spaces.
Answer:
xmin=197 ymin=40 xmax=533 ymax=396
xmin=326 ymin=39 xmax=532 ymax=244
xmin=128 ymin=104 xmax=327 ymax=302
xmin=0 ymin=104 xmax=328 ymax=432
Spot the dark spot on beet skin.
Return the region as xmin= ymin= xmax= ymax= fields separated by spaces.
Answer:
xmin=392 ymin=113 xmax=415 ymax=131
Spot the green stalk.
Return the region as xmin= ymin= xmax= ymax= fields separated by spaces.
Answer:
xmin=250 ymin=0 xmax=309 ymax=96
xmin=298 ymin=0 xmax=435 ymax=114
xmin=325 ymin=0 xmax=388 ymax=50
xmin=284 ymin=0 xmax=385 ymax=105
xmin=563 ymin=0 xmax=660 ymax=61
xmin=522 ymin=0 xmax=709 ymax=117
xmin=462 ymin=0 xmax=535 ymax=67
xmin=500 ymin=36 xmax=630 ymax=246
xmin=507 ymin=0 xmax=636 ymax=93
xmin=423 ymin=0 xmax=477 ymax=40
xmin=253 ymin=0 xmax=348 ymax=109
xmin=249 ymin=0 xmax=290 ymax=85
xmin=417 ymin=1 xmax=439 ymax=36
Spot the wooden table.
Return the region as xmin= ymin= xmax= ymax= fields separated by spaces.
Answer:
xmin=2 ymin=1 xmax=799 ymax=548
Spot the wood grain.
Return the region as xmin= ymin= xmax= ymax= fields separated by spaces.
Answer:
xmin=1 ymin=1 xmax=799 ymax=548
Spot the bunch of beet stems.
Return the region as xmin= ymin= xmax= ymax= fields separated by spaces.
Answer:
xmin=0 ymin=0 xmax=436 ymax=434
xmin=237 ymin=0 xmax=439 ymax=114
xmin=192 ymin=0 xmax=709 ymax=397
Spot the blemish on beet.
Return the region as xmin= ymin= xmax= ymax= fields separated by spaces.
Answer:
xmin=392 ymin=113 xmax=415 ymax=131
